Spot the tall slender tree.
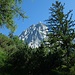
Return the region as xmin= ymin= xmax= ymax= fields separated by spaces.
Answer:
xmin=46 ymin=1 xmax=75 ymax=71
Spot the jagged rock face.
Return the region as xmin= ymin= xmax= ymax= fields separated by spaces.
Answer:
xmin=19 ymin=22 xmax=48 ymax=48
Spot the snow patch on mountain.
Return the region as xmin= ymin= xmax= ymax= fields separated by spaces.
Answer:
xmin=19 ymin=22 xmax=48 ymax=48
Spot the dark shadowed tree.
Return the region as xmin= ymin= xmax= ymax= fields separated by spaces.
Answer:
xmin=46 ymin=1 xmax=75 ymax=71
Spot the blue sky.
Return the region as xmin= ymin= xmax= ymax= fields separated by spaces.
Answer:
xmin=0 ymin=0 xmax=75 ymax=36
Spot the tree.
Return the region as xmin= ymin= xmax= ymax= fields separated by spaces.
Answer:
xmin=46 ymin=1 xmax=75 ymax=71
xmin=0 ymin=47 xmax=7 ymax=68
xmin=0 ymin=0 xmax=27 ymax=32
xmin=0 ymin=33 xmax=32 ymax=75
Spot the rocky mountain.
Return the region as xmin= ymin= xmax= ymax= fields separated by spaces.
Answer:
xmin=19 ymin=22 xmax=48 ymax=48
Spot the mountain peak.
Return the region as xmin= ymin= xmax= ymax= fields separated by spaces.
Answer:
xmin=19 ymin=22 xmax=48 ymax=48
xmin=38 ymin=21 xmax=42 ymax=24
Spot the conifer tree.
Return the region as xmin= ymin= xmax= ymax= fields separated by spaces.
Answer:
xmin=46 ymin=1 xmax=75 ymax=71
xmin=0 ymin=0 xmax=27 ymax=32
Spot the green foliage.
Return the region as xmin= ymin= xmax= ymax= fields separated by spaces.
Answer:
xmin=0 ymin=1 xmax=75 ymax=75
xmin=0 ymin=47 xmax=7 ymax=68
xmin=46 ymin=0 xmax=75 ymax=73
xmin=0 ymin=0 xmax=27 ymax=32
xmin=70 ymin=64 xmax=75 ymax=75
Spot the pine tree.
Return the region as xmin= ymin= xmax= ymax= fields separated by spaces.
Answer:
xmin=0 ymin=0 xmax=27 ymax=32
xmin=46 ymin=1 xmax=75 ymax=71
